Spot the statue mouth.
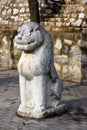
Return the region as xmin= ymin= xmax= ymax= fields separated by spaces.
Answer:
xmin=16 ymin=41 xmax=34 ymax=45
xmin=16 ymin=42 xmax=29 ymax=45
xmin=16 ymin=41 xmax=37 ymax=52
xmin=15 ymin=36 xmax=42 ymax=52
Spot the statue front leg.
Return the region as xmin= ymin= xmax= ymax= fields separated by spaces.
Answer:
xmin=19 ymin=75 xmax=26 ymax=104
xmin=17 ymin=75 xmax=28 ymax=116
xmin=30 ymin=75 xmax=47 ymax=118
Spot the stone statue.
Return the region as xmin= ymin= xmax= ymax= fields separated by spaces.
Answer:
xmin=14 ymin=22 xmax=65 ymax=119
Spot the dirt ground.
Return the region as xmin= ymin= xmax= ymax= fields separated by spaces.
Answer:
xmin=0 ymin=68 xmax=87 ymax=130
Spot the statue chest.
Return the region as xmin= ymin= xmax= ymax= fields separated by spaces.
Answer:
xmin=18 ymin=53 xmax=41 ymax=78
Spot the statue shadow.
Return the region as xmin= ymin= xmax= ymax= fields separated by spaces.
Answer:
xmin=64 ymin=97 xmax=87 ymax=112
xmin=61 ymin=82 xmax=87 ymax=119
xmin=63 ymin=97 xmax=87 ymax=122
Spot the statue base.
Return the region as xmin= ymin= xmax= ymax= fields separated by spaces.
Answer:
xmin=17 ymin=103 xmax=66 ymax=119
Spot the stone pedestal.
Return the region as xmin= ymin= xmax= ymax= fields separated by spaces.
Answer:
xmin=14 ymin=22 xmax=66 ymax=119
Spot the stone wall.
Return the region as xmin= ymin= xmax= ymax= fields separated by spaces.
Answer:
xmin=0 ymin=0 xmax=87 ymax=83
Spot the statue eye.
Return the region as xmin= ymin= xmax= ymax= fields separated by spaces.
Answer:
xmin=30 ymin=29 xmax=33 ymax=33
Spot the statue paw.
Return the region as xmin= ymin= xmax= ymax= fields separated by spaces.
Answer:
xmin=29 ymin=106 xmax=45 ymax=119
xmin=34 ymin=106 xmax=45 ymax=113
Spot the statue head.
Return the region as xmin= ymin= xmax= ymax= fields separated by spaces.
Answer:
xmin=14 ymin=22 xmax=44 ymax=52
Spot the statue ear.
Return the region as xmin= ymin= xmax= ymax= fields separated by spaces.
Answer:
xmin=35 ymin=25 xmax=39 ymax=31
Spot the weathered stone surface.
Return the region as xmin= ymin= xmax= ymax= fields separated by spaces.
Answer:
xmin=54 ymin=55 xmax=69 ymax=63
xmin=65 ymin=0 xmax=87 ymax=4
xmin=14 ymin=22 xmax=65 ymax=119
xmin=61 ymin=45 xmax=69 ymax=54
xmin=13 ymin=9 xmax=19 ymax=15
xmin=78 ymin=13 xmax=85 ymax=19
xmin=63 ymin=39 xmax=73 ymax=46
xmin=55 ymin=39 xmax=62 ymax=50
xmin=20 ymin=7 xmax=25 ymax=13
xmin=69 ymin=65 xmax=81 ymax=75
xmin=54 ymin=62 xmax=61 ymax=76
xmin=72 ymin=19 xmax=82 ymax=27
xmin=69 ymin=45 xmax=81 ymax=55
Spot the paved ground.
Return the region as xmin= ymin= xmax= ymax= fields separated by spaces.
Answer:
xmin=0 ymin=68 xmax=87 ymax=130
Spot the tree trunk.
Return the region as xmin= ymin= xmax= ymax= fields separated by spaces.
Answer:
xmin=27 ymin=0 xmax=40 ymax=23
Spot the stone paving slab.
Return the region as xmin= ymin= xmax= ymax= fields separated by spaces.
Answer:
xmin=0 ymin=68 xmax=87 ymax=130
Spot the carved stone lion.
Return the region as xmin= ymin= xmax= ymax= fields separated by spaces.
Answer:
xmin=14 ymin=22 xmax=65 ymax=119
